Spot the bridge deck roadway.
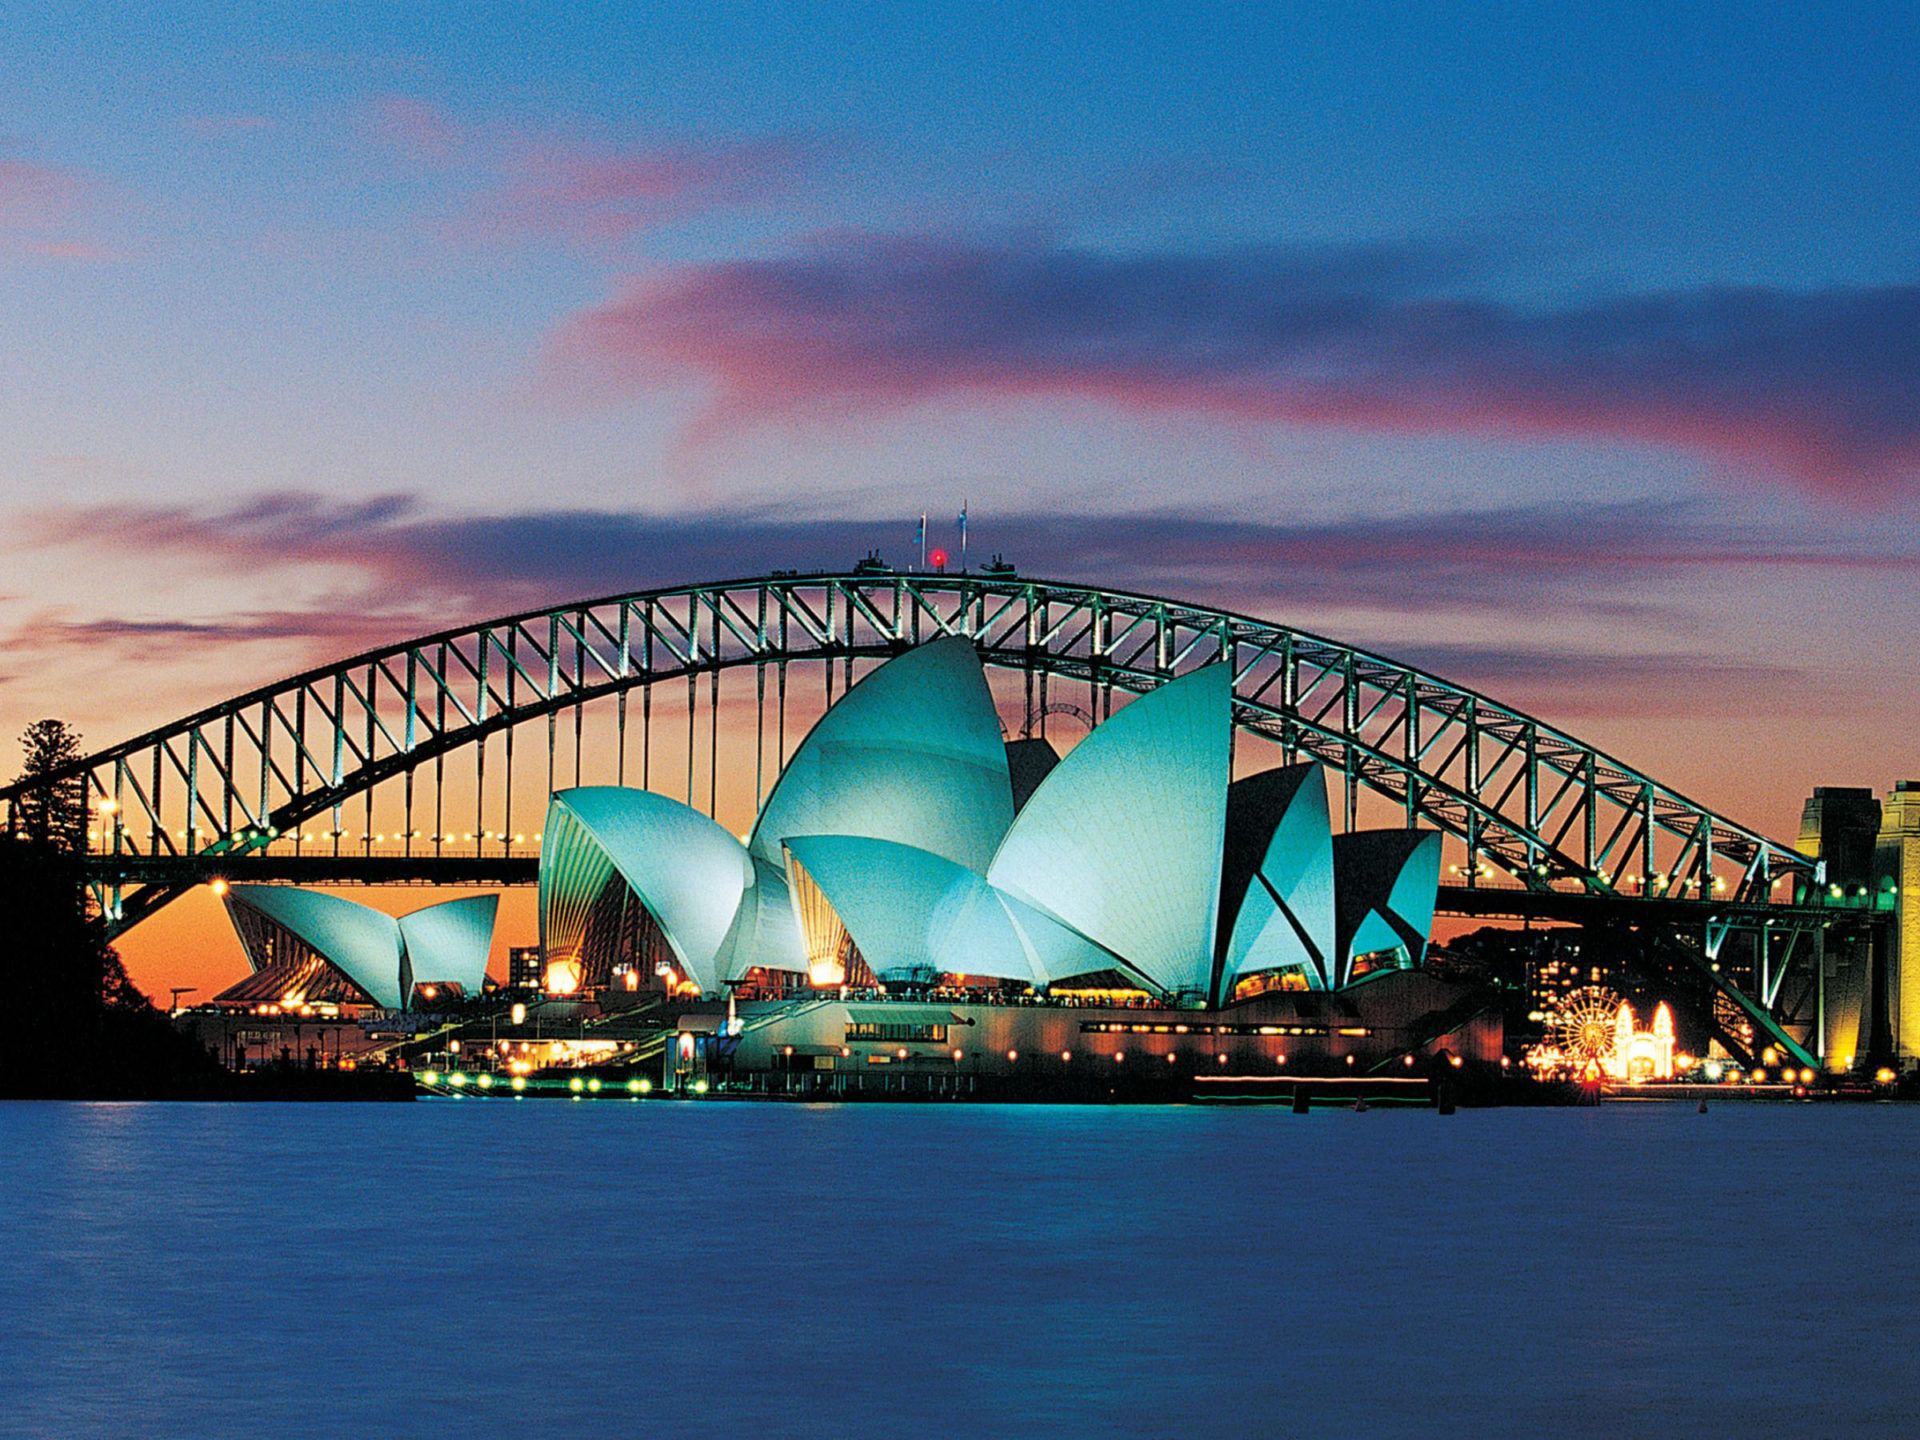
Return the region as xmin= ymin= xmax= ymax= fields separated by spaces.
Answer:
xmin=81 ymin=856 xmax=1860 ymax=934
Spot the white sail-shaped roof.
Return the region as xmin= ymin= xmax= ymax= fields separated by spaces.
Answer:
xmin=226 ymin=885 xmax=407 ymax=1009
xmin=713 ymin=856 xmax=809 ymax=980
xmin=225 ymin=885 xmax=498 ymax=1009
xmin=785 ymin=834 xmax=1121 ymax=987
xmin=541 ymin=788 xmax=755 ymax=995
xmin=748 ymin=636 xmax=1015 ymax=876
xmin=987 ymin=664 xmax=1231 ymax=999
xmin=1218 ymin=764 xmax=1337 ymax=998
xmin=1332 ymin=830 xmax=1443 ymax=982
xmin=398 ymin=895 xmax=498 ymax=999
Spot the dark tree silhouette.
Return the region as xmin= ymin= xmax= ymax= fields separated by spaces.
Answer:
xmin=0 ymin=721 xmax=221 ymax=1095
xmin=14 ymin=718 xmax=89 ymax=854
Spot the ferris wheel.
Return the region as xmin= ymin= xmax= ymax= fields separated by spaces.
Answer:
xmin=1552 ymin=986 xmax=1625 ymax=1075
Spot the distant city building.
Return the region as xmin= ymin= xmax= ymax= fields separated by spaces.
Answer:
xmin=1526 ymin=936 xmax=1625 ymax=1019
xmin=506 ymin=945 xmax=544 ymax=992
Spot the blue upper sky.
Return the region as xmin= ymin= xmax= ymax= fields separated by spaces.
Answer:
xmin=12 ymin=1 xmax=1916 ymax=281
xmin=2 ymin=1 xmax=1916 ymax=834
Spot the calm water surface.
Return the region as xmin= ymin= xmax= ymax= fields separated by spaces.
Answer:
xmin=2 ymin=1100 xmax=1914 ymax=1438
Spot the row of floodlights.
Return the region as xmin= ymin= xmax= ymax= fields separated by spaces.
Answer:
xmin=420 ymin=1071 xmax=670 ymax=1096
xmin=1445 ymin=856 xmax=1743 ymax=894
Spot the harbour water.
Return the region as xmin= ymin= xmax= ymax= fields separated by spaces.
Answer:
xmin=2 ymin=1100 xmax=1914 ymax=1438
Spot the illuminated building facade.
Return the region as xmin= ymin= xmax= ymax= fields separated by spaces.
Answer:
xmin=671 ymin=969 xmax=1501 ymax=1094
xmin=1608 ymin=1000 xmax=1676 ymax=1081
xmin=507 ymin=946 xmax=544 ymax=992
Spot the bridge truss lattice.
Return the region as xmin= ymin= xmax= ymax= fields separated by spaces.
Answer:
xmin=1 ymin=571 xmax=1833 ymax=1063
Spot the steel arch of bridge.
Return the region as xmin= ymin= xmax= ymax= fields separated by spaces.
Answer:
xmin=1 ymin=571 xmax=1822 ymax=1056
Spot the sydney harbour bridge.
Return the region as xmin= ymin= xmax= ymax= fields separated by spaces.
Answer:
xmin=0 ymin=566 xmax=1869 ymax=1070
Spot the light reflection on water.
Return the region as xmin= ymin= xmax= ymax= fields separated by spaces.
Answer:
xmin=1 ymin=1101 xmax=1914 ymax=1439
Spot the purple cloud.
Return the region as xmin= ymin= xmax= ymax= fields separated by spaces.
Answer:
xmin=9 ymin=491 xmax=1911 ymax=746
xmin=547 ymin=234 xmax=1920 ymax=498
xmin=15 ymin=489 xmax=1915 ymax=649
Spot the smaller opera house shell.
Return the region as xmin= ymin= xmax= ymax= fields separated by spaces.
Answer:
xmin=218 ymin=886 xmax=497 ymax=1010
xmin=538 ymin=637 xmax=1440 ymax=1008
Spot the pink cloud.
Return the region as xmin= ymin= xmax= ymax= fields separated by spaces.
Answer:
xmin=366 ymin=95 xmax=807 ymax=248
xmin=368 ymin=95 xmax=461 ymax=161
xmin=16 ymin=490 xmax=1916 ymax=629
xmin=480 ymin=136 xmax=806 ymax=245
xmin=0 ymin=156 xmax=111 ymax=261
xmin=543 ymin=235 xmax=1920 ymax=499
xmin=0 ymin=158 xmax=86 ymax=226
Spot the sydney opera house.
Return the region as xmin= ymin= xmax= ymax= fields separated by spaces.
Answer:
xmin=211 ymin=638 xmax=1494 ymax=1090
xmin=534 ymin=638 xmax=1492 ymax=1089
xmin=215 ymin=887 xmax=496 ymax=1012
xmin=539 ymin=638 xmax=1444 ymax=1002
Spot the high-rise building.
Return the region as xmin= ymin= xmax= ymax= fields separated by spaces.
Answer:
xmin=507 ymin=945 xmax=544 ymax=992
xmin=1877 ymin=783 xmax=1920 ymax=1061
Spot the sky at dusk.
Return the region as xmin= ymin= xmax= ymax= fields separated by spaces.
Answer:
xmin=3 ymin=3 xmax=1917 ymax=998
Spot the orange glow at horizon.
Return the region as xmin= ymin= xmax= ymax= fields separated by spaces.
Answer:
xmin=94 ymin=641 xmax=1916 ymax=1005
